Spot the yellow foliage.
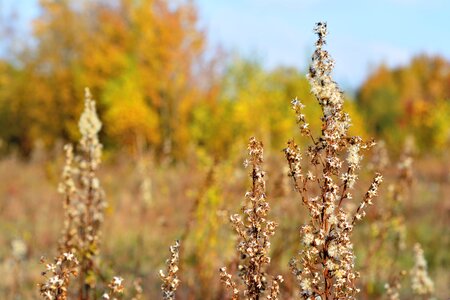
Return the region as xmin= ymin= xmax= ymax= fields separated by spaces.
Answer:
xmin=103 ymin=72 xmax=160 ymax=149
xmin=357 ymin=55 xmax=450 ymax=152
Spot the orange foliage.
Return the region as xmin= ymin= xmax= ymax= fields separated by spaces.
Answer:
xmin=1 ymin=0 xmax=212 ymax=158
xmin=357 ymin=55 xmax=450 ymax=152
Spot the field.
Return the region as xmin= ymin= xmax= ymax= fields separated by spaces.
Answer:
xmin=1 ymin=1 xmax=449 ymax=299
xmin=0 ymin=138 xmax=448 ymax=299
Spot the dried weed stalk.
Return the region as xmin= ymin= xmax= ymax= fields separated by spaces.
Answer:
xmin=410 ymin=243 xmax=434 ymax=297
xmin=384 ymin=270 xmax=406 ymax=300
xmin=285 ymin=22 xmax=382 ymax=299
xmin=130 ymin=279 xmax=143 ymax=300
xmin=374 ymin=141 xmax=412 ymax=295
xmin=40 ymin=88 xmax=121 ymax=300
xmin=38 ymin=252 xmax=79 ymax=300
xmin=160 ymin=240 xmax=181 ymax=300
xmin=220 ymin=137 xmax=283 ymax=300
xmin=102 ymin=276 xmax=124 ymax=300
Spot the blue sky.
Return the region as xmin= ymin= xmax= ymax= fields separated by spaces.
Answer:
xmin=2 ymin=0 xmax=450 ymax=89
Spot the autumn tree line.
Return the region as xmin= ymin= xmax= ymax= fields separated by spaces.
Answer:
xmin=0 ymin=0 xmax=449 ymax=160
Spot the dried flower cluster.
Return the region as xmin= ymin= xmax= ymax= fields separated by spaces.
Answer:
xmin=368 ymin=140 xmax=390 ymax=172
xmin=359 ymin=141 xmax=410 ymax=295
xmin=160 ymin=240 xmax=181 ymax=300
xmin=58 ymin=88 xmax=106 ymax=297
xmin=286 ymin=22 xmax=382 ymax=299
xmin=102 ymin=277 xmax=124 ymax=300
xmin=410 ymin=243 xmax=434 ymax=296
xmin=364 ymin=138 xmax=435 ymax=299
xmin=220 ymin=137 xmax=283 ymax=300
xmin=40 ymin=89 xmax=123 ymax=300
xmin=39 ymin=252 xmax=79 ymax=300
xmin=394 ymin=137 xmax=415 ymax=202
xmin=384 ymin=270 xmax=406 ymax=300
xmin=130 ymin=279 xmax=144 ymax=300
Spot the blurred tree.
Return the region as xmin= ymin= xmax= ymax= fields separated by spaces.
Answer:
xmin=1 ymin=0 xmax=406 ymax=160
xmin=29 ymin=0 xmax=87 ymax=143
xmin=0 ymin=61 xmax=35 ymax=154
xmin=102 ymin=66 xmax=161 ymax=153
xmin=82 ymin=0 xmax=207 ymax=158
xmin=189 ymin=58 xmax=367 ymax=160
xmin=357 ymin=55 xmax=450 ymax=153
xmin=0 ymin=0 xmax=212 ymax=159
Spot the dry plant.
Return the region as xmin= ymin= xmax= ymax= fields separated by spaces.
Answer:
xmin=364 ymin=138 xmax=435 ymax=299
xmin=368 ymin=140 xmax=390 ymax=173
xmin=359 ymin=140 xmax=403 ymax=292
xmin=180 ymin=162 xmax=224 ymax=299
xmin=60 ymin=88 xmax=105 ymax=297
xmin=102 ymin=277 xmax=125 ymax=300
xmin=384 ymin=270 xmax=406 ymax=300
xmin=130 ymin=279 xmax=143 ymax=300
xmin=159 ymin=240 xmax=181 ymax=300
xmin=33 ymin=22 xmax=441 ymax=300
xmin=285 ymin=22 xmax=382 ymax=299
xmin=376 ymin=140 xmax=412 ymax=296
xmin=40 ymin=88 xmax=122 ymax=300
xmin=410 ymin=243 xmax=434 ymax=298
xmin=39 ymin=253 xmax=79 ymax=299
xmin=220 ymin=137 xmax=283 ymax=300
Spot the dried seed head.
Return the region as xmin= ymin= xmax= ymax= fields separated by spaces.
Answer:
xmin=79 ymin=88 xmax=102 ymax=140
xmin=160 ymin=240 xmax=181 ymax=300
xmin=411 ymin=243 xmax=434 ymax=296
xmin=287 ymin=23 xmax=382 ymax=299
xmin=221 ymin=137 xmax=282 ymax=299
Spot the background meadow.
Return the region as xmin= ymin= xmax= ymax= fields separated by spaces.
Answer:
xmin=0 ymin=0 xmax=448 ymax=299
